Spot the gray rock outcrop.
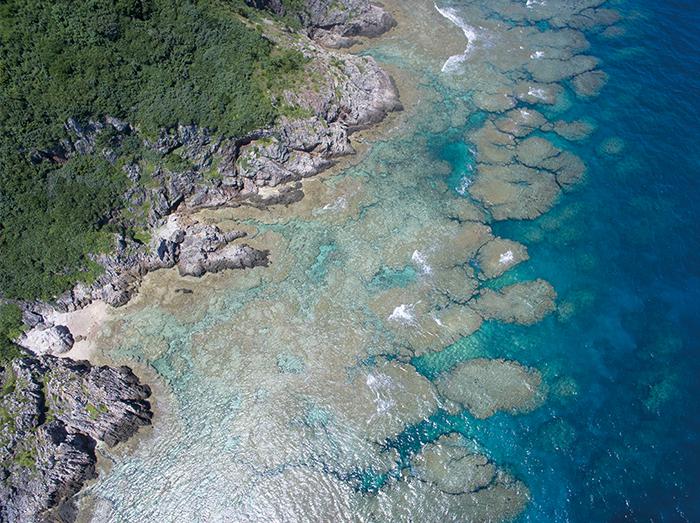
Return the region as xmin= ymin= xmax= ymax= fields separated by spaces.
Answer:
xmin=35 ymin=22 xmax=399 ymax=316
xmin=0 ymin=356 xmax=152 ymax=522
xmin=248 ymin=0 xmax=396 ymax=47
xmin=18 ymin=324 xmax=74 ymax=355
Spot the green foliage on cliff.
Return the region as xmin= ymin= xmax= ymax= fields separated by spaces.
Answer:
xmin=0 ymin=0 xmax=278 ymax=149
xmin=0 ymin=305 xmax=24 ymax=364
xmin=0 ymin=152 xmax=125 ymax=300
xmin=0 ymin=0 xmax=307 ymax=301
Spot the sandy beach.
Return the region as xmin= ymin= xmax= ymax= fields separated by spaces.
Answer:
xmin=49 ymin=300 xmax=110 ymax=362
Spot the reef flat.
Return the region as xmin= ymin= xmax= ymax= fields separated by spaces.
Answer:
xmin=0 ymin=1 xmax=401 ymax=520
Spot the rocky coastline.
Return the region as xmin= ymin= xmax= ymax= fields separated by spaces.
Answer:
xmin=0 ymin=357 xmax=152 ymax=522
xmin=2 ymin=1 xmax=400 ymax=521
xmin=19 ymin=0 xmax=400 ymax=324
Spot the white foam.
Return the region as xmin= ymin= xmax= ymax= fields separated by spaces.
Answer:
xmin=389 ymin=303 xmax=417 ymax=325
xmin=366 ymin=372 xmax=396 ymax=415
xmin=526 ymin=0 xmax=546 ymax=8
xmin=499 ymin=250 xmax=515 ymax=265
xmin=528 ymin=86 xmax=548 ymax=100
xmin=457 ymin=175 xmax=472 ymax=195
xmin=321 ymin=196 xmax=347 ymax=212
xmin=411 ymin=250 xmax=433 ymax=275
xmin=434 ymin=4 xmax=478 ymax=73
xmin=366 ymin=371 xmax=393 ymax=391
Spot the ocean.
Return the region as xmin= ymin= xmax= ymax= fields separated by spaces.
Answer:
xmin=81 ymin=0 xmax=700 ymax=521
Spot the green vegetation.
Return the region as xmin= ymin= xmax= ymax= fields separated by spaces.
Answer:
xmin=86 ymin=402 xmax=109 ymax=419
xmin=13 ymin=449 xmax=37 ymax=470
xmin=0 ymin=305 xmax=24 ymax=364
xmin=0 ymin=0 xmax=309 ymax=302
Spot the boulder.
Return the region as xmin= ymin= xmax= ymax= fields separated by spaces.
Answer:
xmin=19 ymin=324 xmax=73 ymax=355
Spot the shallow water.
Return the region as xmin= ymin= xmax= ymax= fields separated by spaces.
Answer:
xmin=82 ymin=0 xmax=700 ymax=521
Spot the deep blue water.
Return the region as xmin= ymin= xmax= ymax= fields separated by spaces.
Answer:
xmin=414 ymin=0 xmax=700 ymax=520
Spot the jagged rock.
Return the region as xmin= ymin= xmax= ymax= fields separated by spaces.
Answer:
xmin=1 ymin=422 xmax=97 ymax=523
xmin=337 ymin=55 xmax=403 ymax=131
xmin=248 ymin=0 xmax=396 ymax=40
xmin=40 ymin=357 xmax=152 ymax=446
xmin=23 ymin=0 xmax=400 ymax=322
xmin=176 ymin=223 xmax=269 ymax=277
xmin=0 ymin=357 xmax=152 ymax=522
xmin=18 ymin=324 xmax=74 ymax=355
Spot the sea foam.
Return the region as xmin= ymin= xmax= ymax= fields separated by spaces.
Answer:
xmin=411 ymin=250 xmax=433 ymax=275
xmin=434 ymin=4 xmax=478 ymax=73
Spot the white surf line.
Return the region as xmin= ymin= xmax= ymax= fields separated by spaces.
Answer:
xmin=434 ymin=3 xmax=479 ymax=73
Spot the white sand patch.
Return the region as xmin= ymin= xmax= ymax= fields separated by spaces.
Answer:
xmin=49 ymin=301 xmax=110 ymax=361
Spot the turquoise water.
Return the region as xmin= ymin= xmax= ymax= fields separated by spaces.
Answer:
xmin=411 ymin=0 xmax=700 ymax=520
xmin=82 ymin=0 xmax=700 ymax=520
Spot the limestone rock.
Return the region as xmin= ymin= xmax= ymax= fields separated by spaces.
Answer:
xmin=18 ymin=324 xmax=73 ymax=355
xmin=411 ymin=434 xmax=497 ymax=494
xmin=471 ymin=279 xmax=557 ymax=325
xmin=0 ymin=357 xmax=152 ymax=522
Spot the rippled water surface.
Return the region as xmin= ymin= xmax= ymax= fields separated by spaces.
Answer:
xmin=82 ymin=0 xmax=700 ymax=521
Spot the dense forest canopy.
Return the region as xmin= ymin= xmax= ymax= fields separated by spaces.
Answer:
xmin=0 ymin=0 xmax=305 ymax=303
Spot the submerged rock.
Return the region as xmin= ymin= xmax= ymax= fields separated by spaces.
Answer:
xmin=366 ymin=474 xmax=529 ymax=522
xmin=494 ymin=107 xmax=547 ymax=137
xmin=572 ymin=69 xmax=609 ymax=98
xmin=469 ymin=162 xmax=561 ymax=220
xmin=0 ymin=357 xmax=152 ymax=522
xmin=550 ymin=119 xmax=596 ymax=141
xmin=435 ymin=358 xmax=546 ymax=419
xmin=411 ymin=433 xmax=497 ymax=494
xmin=471 ymin=279 xmax=557 ymax=325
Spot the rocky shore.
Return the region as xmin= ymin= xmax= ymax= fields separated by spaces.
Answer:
xmin=0 ymin=357 xmax=151 ymax=522
xmin=20 ymin=0 xmax=400 ymax=324
xmin=2 ymin=1 xmax=400 ymax=521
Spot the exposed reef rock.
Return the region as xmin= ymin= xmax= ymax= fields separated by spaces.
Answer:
xmin=0 ymin=357 xmax=152 ymax=522
xmin=365 ymin=434 xmax=529 ymax=522
xmin=476 ymin=238 xmax=529 ymax=280
xmin=248 ymin=0 xmax=397 ymax=47
xmin=471 ymin=279 xmax=557 ymax=325
xmin=435 ymin=359 xmax=546 ymax=419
